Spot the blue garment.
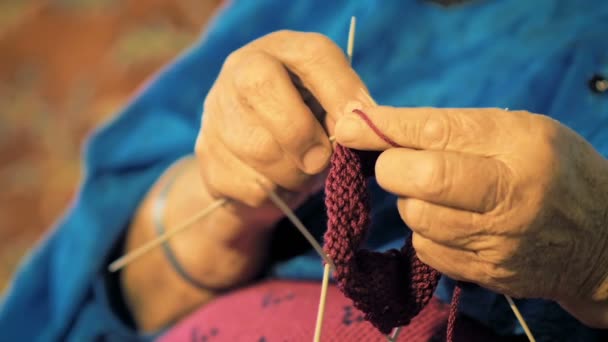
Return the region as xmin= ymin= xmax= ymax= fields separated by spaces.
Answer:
xmin=1 ymin=0 xmax=608 ymax=340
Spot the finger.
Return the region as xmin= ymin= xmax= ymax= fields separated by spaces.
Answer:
xmin=412 ymin=233 xmax=482 ymax=283
xmin=398 ymin=198 xmax=486 ymax=250
xmin=195 ymin=132 xmax=274 ymax=208
xmin=210 ymin=78 xmax=315 ymax=191
xmin=335 ymin=106 xmax=507 ymax=153
xmin=232 ymin=51 xmax=331 ymax=174
xmin=253 ymin=31 xmax=374 ymax=124
xmin=376 ymin=148 xmax=506 ymax=213
xmin=215 ymin=90 xmax=314 ymax=191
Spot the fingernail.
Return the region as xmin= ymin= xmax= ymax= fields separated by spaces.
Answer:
xmin=335 ymin=114 xmax=362 ymax=143
xmin=302 ymin=144 xmax=330 ymax=173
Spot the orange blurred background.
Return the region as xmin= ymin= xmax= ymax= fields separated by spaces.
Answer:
xmin=0 ymin=0 xmax=221 ymax=292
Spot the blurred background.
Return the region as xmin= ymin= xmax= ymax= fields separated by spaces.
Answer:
xmin=0 ymin=0 xmax=222 ymax=292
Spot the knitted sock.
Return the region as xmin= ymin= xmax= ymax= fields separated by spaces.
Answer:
xmin=324 ymin=109 xmax=459 ymax=339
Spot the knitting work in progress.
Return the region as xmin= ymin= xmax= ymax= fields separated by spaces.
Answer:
xmin=323 ymin=108 xmax=462 ymax=338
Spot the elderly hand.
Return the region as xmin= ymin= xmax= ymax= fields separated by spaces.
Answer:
xmin=124 ymin=31 xmax=373 ymax=330
xmin=335 ymin=106 xmax=608 ymax=327
xmin=196 ymin=30 xmax=371 ymax=227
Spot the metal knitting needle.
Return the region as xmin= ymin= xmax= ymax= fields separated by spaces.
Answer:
xmin=344 ymin=22 xmax=401 ymax=339
xmin=109 ymin=198 xmax=228 ymax=272
xmin=313 ymin=16 xmax=359 ymax=342
xmin=254 ymin=179 xmax=336 ymax=342
xmin=347 ymin=16 xmax=356 ymax=64
xmin=313 ymin=261 xmax=332 ymax=342
xmin=108 ymin=181 xmax=335 ymax=272
xmin=111 ymin=17 xmax=363 ymax=273
xmin=256 ymin=180 xmax=335 ymax=270
xmin=505 ymin=295 xmax=536 ymax=342
xmin=387 ymin=326 xmax=402 ymax=342
xmin=255 ymin=179 xmax=336 ymax=342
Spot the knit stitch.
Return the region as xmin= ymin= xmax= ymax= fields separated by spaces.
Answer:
xmin=324 ymin=109 xmax=459 ymax=339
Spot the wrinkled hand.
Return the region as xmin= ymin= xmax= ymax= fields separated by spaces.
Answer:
xmin=335 ymin=106 xmax=608 ymax=327
xmin=196 ymin=30 xmax=370 ymax=227
xmin=125 ymin=30 xmax=371 ymax=310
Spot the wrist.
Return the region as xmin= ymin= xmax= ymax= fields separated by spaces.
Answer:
xmin=162 ymin=157 xmax=273 ymax=289
xmin=121 ymin=156 xmax=274 ymax=331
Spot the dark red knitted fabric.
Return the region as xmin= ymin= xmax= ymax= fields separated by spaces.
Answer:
xmin=324 ymin=109 xmax=454 ymax=336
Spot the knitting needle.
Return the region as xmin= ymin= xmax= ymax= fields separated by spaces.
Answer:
xmin=110 ymin=19 xmax=362 ymax=273
xmin=505 ymin=295 xmax=536 ymax=342
xmin=347 ymin=16 xmax=356 ymax=64
xmin=108 ymin=198 xmax=228 ymax=272
xmin=256 ymin=180 xmax=335 ymax=270
xmin=313 ymin=262 xmax=331 ymax=342
xmin=348 ymin=23 xmax=397 ymax=338
xmin=255 ymin=179 xmax=336 ymax=342
xmin=328 ymin=15 xmax=356 ymax=144
xmin=313 ymin=16 xmax=359 ymax=342
xmin=108 ymin=179 xmax=336 ymax=273
xmin=387 ymin=326 xmax=402 ymax=342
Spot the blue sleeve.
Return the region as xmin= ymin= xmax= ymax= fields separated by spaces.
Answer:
xmin=0 ymin=2 xmax=292 ymax=340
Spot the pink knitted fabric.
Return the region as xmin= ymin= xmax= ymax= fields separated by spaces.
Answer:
xmin=324 ymin=109 xmax=458 ymax=337
xmin=160 ymin=280 xmax=505 ymax=342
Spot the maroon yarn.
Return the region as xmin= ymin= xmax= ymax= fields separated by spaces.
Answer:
xmin=323 ymin=109 xmax=460 ymax=339
xmin=352 ymin=109 xmax=400 ymax=147
xmin=447 ymin=286 xmax=462 ymax=342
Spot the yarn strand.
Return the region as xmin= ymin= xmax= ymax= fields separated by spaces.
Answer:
xmin=446 ymin=285 xmax=462 ymax=342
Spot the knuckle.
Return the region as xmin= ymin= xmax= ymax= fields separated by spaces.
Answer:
xmin=533 ymin=116 xmax=561 ymax=157
xmin=525 ymin=114 xmax=562 ymax=183
xmin=417 ymin=111 xmax=452 ymax=149
xmin=302 ymin=32 xmax=336 ymax=51
xmin=522 ymin=113 xmax=559 ymax=147
xmin=232 ymin=52 xmax=276 ymax=95
xmin=298 ymin=32 xmax=341 ymax=65
xmin=530 ymin=113 xmax=559 ymax=139
xmin=223 ymin=49 xmax=243 ymax=70
xmin=269 ymin=29 xmax=298 ymax=40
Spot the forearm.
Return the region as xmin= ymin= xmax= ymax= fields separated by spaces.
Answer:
xmin=120 ymin=156 xmax=272 ymax=332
